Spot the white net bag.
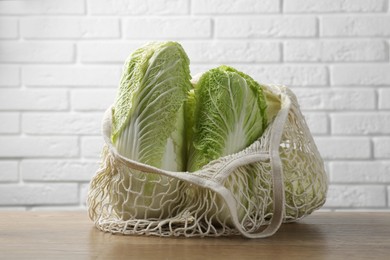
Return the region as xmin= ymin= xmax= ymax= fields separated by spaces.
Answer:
xmin=87 ymin=85 xmax=327 ymax=238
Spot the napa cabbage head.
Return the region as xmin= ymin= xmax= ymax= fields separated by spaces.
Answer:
xmin=277 ymin=146 xmax=328 ymax=220
xmin=187 ymin=65 xmax=279 ymax=172
xmin=186 ymin=66 xmax=281 ymax=226
xmin=110 ymin=41 xmax=192 ymax=219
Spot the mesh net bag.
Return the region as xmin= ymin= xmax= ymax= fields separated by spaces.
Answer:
xmin=87 ymin=85 xmax=328 ymax=238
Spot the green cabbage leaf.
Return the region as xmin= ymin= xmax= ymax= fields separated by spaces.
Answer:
xmin=111 ymin=41 xmax=192 ymax=219
xmin=186 ymin=66 xmax=281 ymax=225
xmin=187 ymin=65 xmax=277 ymax=172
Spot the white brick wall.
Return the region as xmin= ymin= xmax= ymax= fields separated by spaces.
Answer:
xmin=193 ymin=0 xmax=279 ymax=14
xmin=0 ymin=136 xmax=79 ymax=157
xmin=0 ymin=42 xmax=74 ymax=63
xmin=284 ymin=40 xmax=387 ymax=62
xmin=0 ymin=0 xmax=389 ymax=212
xmin=0 ymin=89 xmax=68 ymax=110
xmin=215 ymin=16 xmax=317 ymax=38
xmin=373 ymin=138 xmax=390 ymax=158
xmin=0 ymin=66 xmax=19 ymax=86
xmin=0 ymin=18 xmax=18 ymax=39
xmin=284 ymin=0 xmax=387 ymax=13
xmin=88 ymin=0 xmax=189 ymax=15
xmin=331 ymin=65 xmax=390 ymax=85
xmin=124 ymin=18 xmax=212 ymax=39
xmin=321 ymin=15 xmax=390 ymax=36
xmin=21 ymin=18 xmax=120 ymax=39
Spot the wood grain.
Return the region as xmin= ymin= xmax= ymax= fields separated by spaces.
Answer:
xmin=0 ymin=212 xmax=389 ymax=259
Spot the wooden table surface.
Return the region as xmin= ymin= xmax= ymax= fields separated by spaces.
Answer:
xmin=0 ymin=212 xmax=389 ymax=260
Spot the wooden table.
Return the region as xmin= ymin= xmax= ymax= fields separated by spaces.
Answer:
xmin=0 ymin=212 xmax=389 ymax=259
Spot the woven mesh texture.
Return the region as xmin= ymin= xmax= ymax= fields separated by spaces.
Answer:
xmin=87 ymin=85 xmax=327 ymax=238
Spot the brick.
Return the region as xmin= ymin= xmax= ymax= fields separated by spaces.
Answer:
xmin=81 ymin=137 xmax=104 ymax=158
xmin=332 ymin=113 xmax=390 ymax=134
xmin=322 ymin=16 xmax=390 ymax=37
xmin=294 ymin=89 xmax=376 ymax=110
xmin=190 ymin=64 xmax=216 ymax=78
xmin=302 ymin=113 xmax=328 ymax=134
xmin=0 ymin=18 xmax=18 ymax=39
xmin=0 ymin=89 xmax=68 ymax=111
xmin=0 ymin=161 xmax=18 ymax=182
xmin=71 ymin=89 xmax=116 ymax=111
xmin=284 ymin=0 xmax=386 ymax=13
xmin=330 ymin=161 xmax=390 ymax=183
xmin=0 ymin=184 xmax=78 ymax=206
xmin=215 ymin=17 xmax=317 ymax=38
xmin=21 ymin=160 xmax=98 ymax=182
xmin=192 ymin=0 xmax=279 ymax=14
xmin=379 ymin=89 xmax=390 ymax=109
xmin=0 ymin=42 xmax=74 ymax=63
xmin=22 ymin=66 xmax=121 ymax=87
xmin=0 ymin=0 xmax=85 ymax=14
xmin=78 ymin=41 xmax=142 ymax=63
xmin=21 ymin=18 xmax=119 ymax=39
xmin=324 ymin=185 xmax=386 ymax=207
xmin=0 ymin=113 xmax=19 ymax=134
xmin=314 ymin=137 xmax=371 ymax=159
xmin=0 ymin=136 xmax=78 ymax=158
xmin=182 ymin=41 xmax=281 ymax=63
xmin=79 ymin=41 xmax=281 ymax=64
xmin=22 ymin=113 xmax=102 ymax=135
xmin=373 ymin=138 xmax=390 ymax=158
xmin=88 ymin=0 xmax=189 ymax=14
xmin=284 ymin=40 xmax=387 ymax=62
xmin=80 ymin=183 xmax=89 ymax=206
xmin=193 ymin=65 xmax=328 ymax=86
xmin=331 ymin=65 xmax=390 ymax=85
xmin=0 ymin=66 xmax=19 ymax=87
xmin=124 ymin=18 xmax=211 ymax=39
xmin=236 ymin=65 xmax=328 ymax=86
